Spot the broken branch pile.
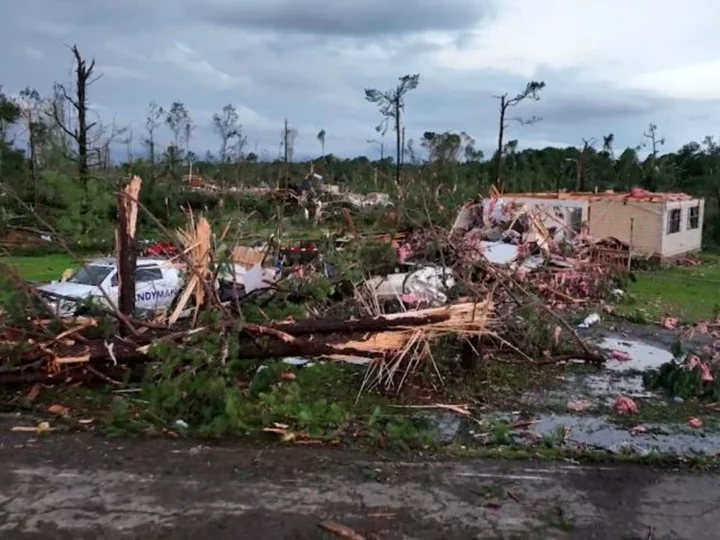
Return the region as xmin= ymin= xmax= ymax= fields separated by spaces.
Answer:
xmin=0 ymin=301 xmax=494 ymax=386
xmin=1 ymin=180 xmax=610 ymax=394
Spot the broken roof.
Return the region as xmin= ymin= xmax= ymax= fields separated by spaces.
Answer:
xmin=498 ymin=188 xmax=696 ymax=203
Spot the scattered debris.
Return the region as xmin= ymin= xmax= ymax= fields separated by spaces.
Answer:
xmin=318 ymin=521 xmax=365 ymax=540
xmin=610 ymin=350 xmax=632 ymax=362
xmin=47 ymin=404 xmax=69 ymax=416
xmin=662 ymin=317 xmax=679 ymax=330
xmin=578 ymin=313 xmax=600 ymax=329
xmin=567 ymin=400 xmax=592 ymax=413
xmin=614 ymin=396 xmax=638 ymax=415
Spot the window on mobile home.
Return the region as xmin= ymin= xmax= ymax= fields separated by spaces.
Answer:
xmin=688 ymin=206 xmax=700 ymax=230
xmin=667 ymin=208 xmax=681 ymax=234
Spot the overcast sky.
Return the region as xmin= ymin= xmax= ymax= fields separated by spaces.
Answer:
xmin=3 ymin=0 xmax=720 ymax=160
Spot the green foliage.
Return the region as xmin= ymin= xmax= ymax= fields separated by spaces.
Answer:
xmin=257 ymin=383 xmax=349 ymax=438
xmin=644 ymin=358 xmax=720 ymax=400
xmin=365 ymin=407 xmax=436 ymax=450
xmin=491 ymin=421 xmax=513 ymax=446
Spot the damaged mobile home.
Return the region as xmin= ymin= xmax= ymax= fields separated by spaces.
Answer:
xmin=454 ymin=189 xmax=704 ymax=258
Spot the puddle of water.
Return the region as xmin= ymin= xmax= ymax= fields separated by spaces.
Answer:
xmin=426 ymin=335 xmax=713 ymax=458
xmin=598 ymin=336 xmax=675 ymax=372
xmin=521 ymin=336 xmax=676 ymax=408
xmin=523 ymin=413 xmax=720 ymax=456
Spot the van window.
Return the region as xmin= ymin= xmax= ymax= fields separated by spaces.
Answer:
xmin=135 ymin=267 xmax=164 ymax=283
xmin=110 ymin=266 xmax=163 ymax=287
xmin=69 ymin=265 xmax=113 ymax=286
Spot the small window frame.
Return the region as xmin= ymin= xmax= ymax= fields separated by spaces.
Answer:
xmin=667 ymin=208 xmax=682 ymax=235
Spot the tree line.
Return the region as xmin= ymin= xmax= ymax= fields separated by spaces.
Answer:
xmin=1 ymin=45 xmax=719 ymax=246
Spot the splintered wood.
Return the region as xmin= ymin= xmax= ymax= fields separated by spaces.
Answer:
xmin=231 ymin=246 xmax=267 ymax=269
xmin=168 ymin=215 xmax=212 ymax=325
xmin=342 ymin=301 xmax=494 ymax=356
xmin=116 ymin=176 xmax=142 ymax=321
xmin=347 ymin=301 xmax=495 ymax=394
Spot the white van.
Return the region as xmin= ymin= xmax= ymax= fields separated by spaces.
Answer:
xmin=38 ymin=257 xmax=182 ymax=317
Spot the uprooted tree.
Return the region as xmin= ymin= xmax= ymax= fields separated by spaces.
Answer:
xmin=493 ymin=81 xmax=545 ymax=192
xmin=364 ymin=74 xmax=420 ymax=186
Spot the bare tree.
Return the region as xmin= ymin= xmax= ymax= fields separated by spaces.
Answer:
xmin=16 ymin=87 xmax=48 ymax=203
xmin=642 ymin=122 xmax=666 ymax=190
xmin=144 ymin=101 xmax=164 ymax=170
xmin=493 ymin=81 xmax=545 ymax=192
xmin=92 ymin=119 xmax=127 ymax=171
xmin=367 ymin=138 xmax=385 ymax=160
xmin=281 ymin=119 xmax=298 ymax=163
xmin=165 ymin=101 xmax=191 ymax=150
xmin=576 ymin=137 xmax=597 ymax=191
xmin=317 ymin=129 xmax=326 ymax=157
xmin=643 ymin=123 xmax=665 ymax=159
xmin=212 ymin=103 xmax=240 ymax=163
xmin=49 ymin=45 xmax=101 ymax=190
xmin=364 ymin=74 xmax=420 ymax=185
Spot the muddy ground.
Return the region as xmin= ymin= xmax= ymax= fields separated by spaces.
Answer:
xmin=1 ymin=422 xmax=720 ymax=540
xmin=1 ymin=319 xmax=718 ymax=539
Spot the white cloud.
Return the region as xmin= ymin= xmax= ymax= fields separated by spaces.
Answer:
xmin=28 ymin=20 xmax=69 ymax=37
xmin=158 ymin=42 xmax=250 ymax=90
xmin=623 ymin=60 xmax=720 ymax=101
xmin=3 ymin=0 xmax=720 ymax=158
xmin=22 ymin=46 xmax=45 ymax=60
xmin=433 ymin=0 xmax=720 ymax=96
xmin=103 ymin=65 xmax=147 ymax=80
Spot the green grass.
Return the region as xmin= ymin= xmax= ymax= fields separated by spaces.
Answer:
xmin=2 ymin=254 xmax=79 ymax=283
xmin=617 ymin=253 xmax=720 ymax=324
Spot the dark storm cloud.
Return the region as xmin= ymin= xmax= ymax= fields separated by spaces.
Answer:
xmin=198 ymin=0 xmax=488 ymax=36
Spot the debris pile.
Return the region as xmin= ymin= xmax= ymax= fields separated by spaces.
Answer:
xmin=1 ymin=181 xmax=618 ymax=395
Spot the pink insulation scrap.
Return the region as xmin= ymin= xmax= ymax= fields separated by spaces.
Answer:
xmin=688 ymin=417 xmax=703 ymax=429
xmin=662 ymin=317 xmax=679 ymax=330
xmin=614 ymin=396 xmax=638 ymax=415
xmin=686 ymin=354 xmax=715 ymax=382
xmin=610 ymin=350 xmax=632 ymax=362
xmin=397 ymin=244 xmax=413 ymax=264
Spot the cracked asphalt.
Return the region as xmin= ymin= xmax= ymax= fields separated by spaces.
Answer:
xmin=0 ymin=426 xmax=718 ymax=539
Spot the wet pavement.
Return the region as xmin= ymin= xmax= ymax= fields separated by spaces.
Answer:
xmin=1 ymin=434 xmax=720 ymax=539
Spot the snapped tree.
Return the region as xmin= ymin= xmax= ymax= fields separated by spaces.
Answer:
xmin=317 ymin=129 xmax=326 ymax=158
xmin=493 ymin=81 xmax=545 ymax=192
xmin=49 ymin=45 xmax=100 ymax=193
xmin=144 ymin=101 xmax=165 ymax=175
xmin=364 ymin=74 xmax=420 ymax=186
xmin=212 ymin=103 xmax=240 ymax=163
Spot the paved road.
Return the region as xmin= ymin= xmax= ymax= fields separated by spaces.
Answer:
xmin=0 ymin=428 xmax=717 ymax=539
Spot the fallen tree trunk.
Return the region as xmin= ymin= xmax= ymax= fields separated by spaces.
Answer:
xmin=0 ymin=301 xmax=503 ymax=384
xmin=251 ymin=312 xmax=451 ymax=336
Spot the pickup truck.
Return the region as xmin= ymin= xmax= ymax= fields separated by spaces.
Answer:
xmin=38 ymin=257 xmax=182 ymax=317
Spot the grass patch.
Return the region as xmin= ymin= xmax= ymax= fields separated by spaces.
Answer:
xmin=2 ymin=253 xmax=78 ymax=283
xmin=616 ymin=253 xmax=720 ymax=323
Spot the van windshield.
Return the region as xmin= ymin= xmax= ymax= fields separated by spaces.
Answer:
xmin=69 ymin=265 xmax=113 ymax=286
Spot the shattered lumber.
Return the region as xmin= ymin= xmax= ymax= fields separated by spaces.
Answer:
xmin=0 ymin=302 xmax=495 ymax=383
xmin=116 ymin=175 xmax=142 ymax=332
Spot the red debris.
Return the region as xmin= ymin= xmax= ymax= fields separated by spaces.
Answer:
xmin=663 ymin=317 xmax=679 ymax=330
xmin=614 ymin=396 xmax=638 ymax=415
xmin=611 ymin=350 xmax=632 ymax=362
